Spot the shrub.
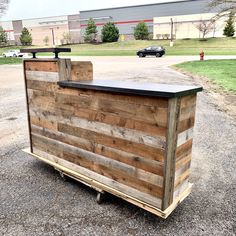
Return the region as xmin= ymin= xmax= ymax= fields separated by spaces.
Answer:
xmin=223 ymin=14 xmax=235 ymax=37
xmin=134 ymin=22 xmax=149 ymax=40
xmin=84 ymin=18 xmax=97 ymax=43
xmin=20 ymin=27 xmax=32 ymax=45
xmin=0 ymin=26 xmax=8 ymax=45
xmin=101 ymin=22 xmax=119 ymax=43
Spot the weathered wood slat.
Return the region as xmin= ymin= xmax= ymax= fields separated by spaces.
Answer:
xmin=176 ymin=139 xmax=193 ymax=159
xmin=71 ymin=61 xmax=93 ymax=81
xmin=177 ymin=128 xmax=194 ymax=147
xmin=25 ymin=61 xmax=58 ymax=72
xmin=176 ymin=154 xmax=192 ymax=171
xmin=57 ymin=87 xmax=169 ymax=108
xmin=32 ymin=134 xmax=164 ymax=188
xmin=180 ymin=94 xmax=197 ymax=109
xmin=27 ymin=80 xmax=58 ymax=92
xmin=58 ymin=123 xmax=165 ymax=162
xmin=72 ymin=107 xmax=166 ymax=137
xmin=26 ymin=71 xmax=59 ymax=82
xmin=32 ymin=148 xmax=163 ymax=208
xmin=173 ymin=179 xmax=189 ymax=199
xmin=177 ymin=117 xmax=195 ymax=134
xmin=30 ymin=116 xmax=58 ymax=131
xmin=162 ymin=97 xmax=181 ymax=211
xmin=31 ymin=125 xmax=164 ymax=176
xmin=29 ymin=107 xmax=166 ymax=149
xmin=174 ymin=169 xmax=191 ymax=189
xmin=28 ymin=88 xmax=167 ymax=137
xmin=55 ymin=92 xmax=168 ymax=127
xmin=32 ymin=134 xmax=164 ymax=198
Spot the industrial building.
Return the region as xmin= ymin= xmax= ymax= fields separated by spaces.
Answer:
xmin=0 ymin=0 xmax=231 ymax=46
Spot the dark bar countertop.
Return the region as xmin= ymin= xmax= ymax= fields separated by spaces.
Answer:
xmin=58 ymin=80 xmax=203 ymax=98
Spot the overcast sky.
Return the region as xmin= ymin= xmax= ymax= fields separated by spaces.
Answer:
xmin=1 ymin=0 xmax=184 ymax=21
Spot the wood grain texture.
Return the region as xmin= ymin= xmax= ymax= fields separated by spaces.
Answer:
xmin=31 ymin=124 xmax=164 ymax=176
xmin=71 ymin=61 xmax=93 ymax=81
xmin=26 ymin=71 xmax=59 ymax=82
xmin=31 ymin=148 xmax=163 ymax=208
xmin=162 ymin=97 xmax=181 ymax=211
xmin=25 ymin=61 xmax=58 ymax=72
xmin=32 ymin=133 xmax=164 ymax=198
xmin=58 ymin=59 xmax=71 ymax=81
xmin=55 ymin=92 xmax=168 ymax=128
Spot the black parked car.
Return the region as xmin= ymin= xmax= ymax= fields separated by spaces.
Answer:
xmin=137 ymin=46 xmax=165 ymax=58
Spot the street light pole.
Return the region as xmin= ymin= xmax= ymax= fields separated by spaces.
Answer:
xmin=170 ymin=18 xmax=174 ymax=47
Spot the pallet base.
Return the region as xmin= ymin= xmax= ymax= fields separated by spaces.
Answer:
xmin=23 ymin=148 xmax=193 ymax=219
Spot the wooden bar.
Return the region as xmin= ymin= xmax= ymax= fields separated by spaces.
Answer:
xmin=22 ymin=55 xmax=202 ymax=218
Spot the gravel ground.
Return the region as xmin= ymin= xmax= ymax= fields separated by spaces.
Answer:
xmin=0 ymin=56 xmax=235 ymax=236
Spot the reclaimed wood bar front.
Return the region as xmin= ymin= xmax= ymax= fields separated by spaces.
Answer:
xmin=22 ymin=52 xmax=202 ymax=218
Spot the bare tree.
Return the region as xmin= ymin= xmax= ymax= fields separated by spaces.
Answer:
xmin=209 ymin=0 xmax=236 ymax=19
xmin=195 ymin=20 xmax=215 ymax=39
xmin=0 ymin=0 xmax=9 ymax=17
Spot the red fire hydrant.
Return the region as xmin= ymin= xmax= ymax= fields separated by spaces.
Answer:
xmin=200 ymin=51 xmax=204 ymax=61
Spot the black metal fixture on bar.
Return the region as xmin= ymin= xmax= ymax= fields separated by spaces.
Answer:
xmin=20 ymin=48 xmax=71 ymax=59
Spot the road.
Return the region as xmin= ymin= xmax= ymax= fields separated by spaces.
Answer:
xmin=0 ymin=56 xmax=235 ymax=236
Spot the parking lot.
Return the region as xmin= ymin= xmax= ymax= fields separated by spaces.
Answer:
xmin=0 ymin=56 xmax=235 ymax=236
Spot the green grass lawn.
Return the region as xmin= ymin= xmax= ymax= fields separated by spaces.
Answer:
xmin=0 ymin=57 xmax=22 ymax=65
xmin=0 ymin=38 xmax=236 ymax=57
xmin=174 ymin=59 xmax=236 ymax=92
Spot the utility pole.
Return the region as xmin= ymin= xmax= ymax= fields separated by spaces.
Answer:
xmin=170 ymin=18 xmax=174 ymax=47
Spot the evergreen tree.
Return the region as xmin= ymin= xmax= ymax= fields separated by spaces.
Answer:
xmin=20 ymin=27 xmax=32 ymax=45
xmin=223 ymin=14 xmax=235 ymax=37
xmin=84 ymin=18 xmax=97 ymax=43
xmin=0 ymin=26 xmax=8 ymax=45
xmin=134 ymin=22 xmax=149 ymax=40
xmin=101 ymin=22 xmax=119 ymax=42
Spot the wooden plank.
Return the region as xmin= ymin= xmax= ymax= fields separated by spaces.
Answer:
xmin=176 ymin=154 xmax=192 ymax=171
xmin=27 ymin=80 xmax=58 ymax=92
xmin=23 ymin=61 xmax=33 ymax=152
xmin=71 ymin=61 xmax=93 ymax=81
xmin=57 ymin=87 xmax=169 ymax=108
xmin=179 ymin=105 xmax=196 ymax=121
xmin=30 ymin=116 xmax=58 ymax=131
xmin=176 ymin=139 xmax=193 ymax=159
xmin=29 ymin=107 xmax=166 ymax=149
xmin=173 ymin=179 xmax=189 ymax=199
xmin=73 ymin=107 xmax=167 ymax=137
xmin=58 ymin=122 xmax=165 ymax=162
xmin=32 ymin=134 xmax=164 ymax=198
xmin=26 ymin=71 xmax=59 ymax=82
xmin=180 ymin=94 xmax=197 ymax=109
xmin=162 ymin=97 xmax=181 ymax=211
xmin=58 ymin=59 xmax=71 ymax=81
xmin=30 ymin=119 xmax=165 ymax=162
xmin=23 ymin=148 xmax=193 ymax=218
xmin=25 ymin=148 xmax=163 ymax=209
xmin=177 ymin=128 xmax=194 ymax=147
xmin=28 ymin=89 xmax=166 ymax=137
xmin=55 ymin=92 xmax=168 ymax=127
xmin=174 ymin=169 xmax=191 ymax=189
xmin=175 ymin=161 xmax=191 ymax=180
xmin=31 ymin=125 xmax=164 ymax=176
xmin=177 ymin=117 xmax=195 ymax=134
xmin=25 ymin=61 xmax=58 ymax=72
xmin=31 ymin=132 xmax=164 ymax=188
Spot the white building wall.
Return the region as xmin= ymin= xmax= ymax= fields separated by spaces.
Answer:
xmin=0 ymin=21 xmax=15 ymax=41
xmin=153 ymin=13 xmax=228 ymax=39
